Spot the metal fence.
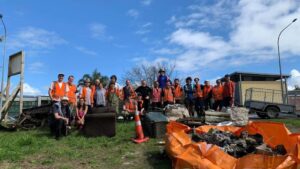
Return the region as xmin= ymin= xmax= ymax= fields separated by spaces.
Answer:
xmin=288 ymin=90 xmax=300 ymax=112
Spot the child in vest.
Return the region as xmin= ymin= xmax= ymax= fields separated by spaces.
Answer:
xmin=76 ymin=97 xmax=88 ymax=129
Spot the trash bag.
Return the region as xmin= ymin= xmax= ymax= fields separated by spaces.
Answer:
xmin=228 ymin=107 xmax=249 ymax=126
xmin=164 ymin=104 xmax=190 ymax=121
xmin=165 ymin=121 xmax=300 ymax=169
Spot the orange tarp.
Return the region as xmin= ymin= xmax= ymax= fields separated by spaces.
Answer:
xmin=165 ymin=121 xmax=300 ymax=169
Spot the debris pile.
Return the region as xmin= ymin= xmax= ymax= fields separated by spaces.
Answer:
xmin=191 ymin=129 xmax=286 ymax=158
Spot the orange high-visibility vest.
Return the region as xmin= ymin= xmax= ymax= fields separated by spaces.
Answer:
xmin=194 ymin=84 xmax=203 ymax=98
xmin=125 ymin=99 xmax=136 ymax=113
xmin=212 ymin=85 xmax=223 ymax=101
xmin=174 ymin=85 xmax=183 ymax=100
xmin=51 ymin=81 xmax=67 ymax=100
xmin=223 ymin=81 xmax=235 ymax=97
xmin=81 ymin=87 xmax=94 ymax=104
xmin=67 ymin=83 xmax=77 ymax=104
xmin=203 ymin=85 xmax=212 ymax=98
xmin=163 ymin=88 xmax=174 ymax=102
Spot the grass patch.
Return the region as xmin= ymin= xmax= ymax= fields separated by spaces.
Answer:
xmin=0 ymin=122 xmax=171 ymax=169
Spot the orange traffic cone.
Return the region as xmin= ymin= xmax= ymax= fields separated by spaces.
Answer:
xmin=132 ymin=110 xmax=149 ymax=144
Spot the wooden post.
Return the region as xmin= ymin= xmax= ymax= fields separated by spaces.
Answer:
xmin=19 ymin=51 xmax=24 ymax=115
xmin=4 ymin=76 xmax=10 ymax=121
xmin=239 ymin=73 xmax=243 ymax=106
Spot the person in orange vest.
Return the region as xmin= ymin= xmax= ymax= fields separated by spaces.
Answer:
xmin=123 ymin=94 xmax=137 ymax=120
xmin=79 ymin=79 xmax=94 ymax=113
xmin=66 ymin=75 xmax=77 ymax=112
xmin=193 ymin=77 xmax=204 ymax=118
xmin=173 ymin=78 xmax=183 ymax=104
xmin=161 ymin=81 xmax=175 ymax=107
xmin=203 ymin=80 xmax=213 ymax=110
xmin=212 ymin=79 xmax=223 ymax=111
xmin=123 ymin=80 xmax=136 ymax=101
xmin=223 ymin=74 xmax=235 ymax=108
xmin=184 ymin=77 xmax=194 ymax=117
xmin=106 ymin=82 xmax=121 ymax=116
xmin=49 ymin=73 xmax=69 ymax=102
xmin=151 ymin=81 xmax=162 ymax=110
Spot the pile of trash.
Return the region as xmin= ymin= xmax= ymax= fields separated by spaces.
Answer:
xmin=191 ymin=128 xmax=287 ymax=158
xmin=164 ymin=104 xmax=190 ymax=121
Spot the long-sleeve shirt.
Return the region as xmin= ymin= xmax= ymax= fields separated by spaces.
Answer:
xmin=223 ymin=81 xmax=235 ymax=98
xmin=184 ymin=84 xmax=194 ymax=100
xmin=135 ymin=86 xmax=152 ymax=99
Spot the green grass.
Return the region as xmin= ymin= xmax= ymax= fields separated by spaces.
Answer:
xmin=0 ymin=122 xmax=171 ymax=169
xmin=0 ymin=119 xmax=299 ymax=169
xmin=258 ymin=119 xmax=300 ymax=132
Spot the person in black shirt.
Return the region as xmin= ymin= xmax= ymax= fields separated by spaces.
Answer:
xmin=135 ymin=80 xmax=152 ymax=112
xmin=50 ymin=97 xmax=71 ymax=140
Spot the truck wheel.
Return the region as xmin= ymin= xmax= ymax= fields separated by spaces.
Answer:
xmin=265 ymin=106 xmax=280 ymax=119
xmin=256 ymin=112 xmax=268 ymax=119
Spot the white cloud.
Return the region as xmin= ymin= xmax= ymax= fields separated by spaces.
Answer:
xmin=127 ymin=9 xmax=139 ymax=19
xmin=162 ymin=0 xmax=300 ymax=73
xmin=75 ymin=46 xmax=97 ymax=56
xmin=89 ymin=23 xmax=113 ymax=41
xmin=141 ymin=0 xmax=152 ymax=6
xmin=8 ymin=27 xmax=67 ymax=50
xmin=152 ymin=48 xmax=181 ymax=55
xmin=28 ymin=62 xmax=45 ymax=74
xmin=89 ymin=23 xmax=105 ymax=39
xmin=136 ymin=22 xmax=152 ymax=35
xmin=170 ymin=29 xmax=230 ymax=50
xmin=288 ymin=69 xmax=300 ymax=90
xmin=23 ymin=83 xmax=42 ymax=96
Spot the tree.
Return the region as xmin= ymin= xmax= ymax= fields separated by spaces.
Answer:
xmin=78 ymin=69 xmax=109 ymax=87
xmin=122 ymin=61 xmax=177 ymax=87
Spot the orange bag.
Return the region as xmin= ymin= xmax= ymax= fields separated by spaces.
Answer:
xmin=165 ymin=121 xmax=300 ymax=169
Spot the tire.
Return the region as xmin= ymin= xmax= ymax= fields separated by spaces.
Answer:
xmin=265 ymin=106 xmax=280 ymax=119
xmin=256 ymin=112 xmax=268 ymax=119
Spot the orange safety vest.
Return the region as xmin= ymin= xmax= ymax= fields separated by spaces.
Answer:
xmin=67 ymin=83 xmax=77 ymax=104
xmin=194 ymin=84 xmax=203 ymax=98
xmin=163 ymin=88 xmax=174 ymax=102
xmin=125 ymin=99 xmax=136 ymax=113
xmin=223 ymin=81 xmax=235 ymax=97
xmin=51 ymin=81 xmax=67 ymax=100
xmin=203 ymin=85 xmax=212 ymax=98
xmin=212 ymin=85 xmax=223 ymax=101
xmin=81 ymin=87 xmax=94 ymax=104
xmin=174 ymin=85 xmax=183 ymax=100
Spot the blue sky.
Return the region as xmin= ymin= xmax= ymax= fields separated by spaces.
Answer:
xmin=0 ymin=0 xmax=300 ymax=95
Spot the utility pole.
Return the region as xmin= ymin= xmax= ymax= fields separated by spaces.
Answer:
xmin=277 ymin=18 xmax=297 ymax=104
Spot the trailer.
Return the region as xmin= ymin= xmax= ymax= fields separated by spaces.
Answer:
xmin=244 ymin=88 xmax=296 ymax=118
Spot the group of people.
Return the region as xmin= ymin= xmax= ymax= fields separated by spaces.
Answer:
xmin=48 ymin=69 xmax=235 ymax=139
